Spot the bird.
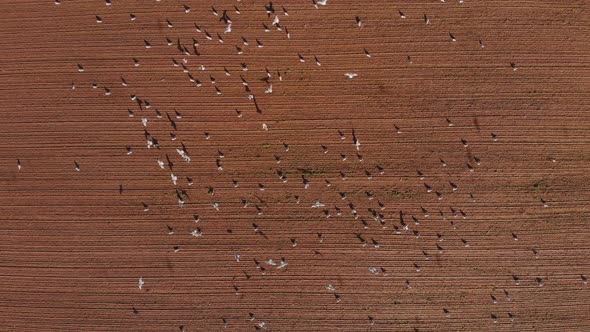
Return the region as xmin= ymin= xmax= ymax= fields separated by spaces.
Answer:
xmin=311 ymin=201 xmax=325 ymax=208
xmin=344 ymin=73 xmax=358 ymax=79
xmin=355 ymin=16 xmax=362 ymax=27
xmin=352 ymin=129 xmax=360 ymax=151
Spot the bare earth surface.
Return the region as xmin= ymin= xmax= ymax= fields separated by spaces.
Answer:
xmin=1 ymin=1 xmax=589 ymax=331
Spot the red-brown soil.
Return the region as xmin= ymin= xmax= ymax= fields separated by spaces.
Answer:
xmin=0 ymin=1 xmax=589 ymax=331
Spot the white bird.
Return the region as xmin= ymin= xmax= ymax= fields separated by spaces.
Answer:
xmin=311 ymin=201 xmax=325 ymax=208
xmin=344 ymin=73 xmax=358 ymax=79
xmin=176 ymin=149 xmax=190 ymax=163
xmin=171 ymin=173 xmax=177 ymax=185
xmin=315 ymin=0 xmax=328 ymax=7
xmin=191 ymin=229 xmax=202 ymax=237
xmin=138 ymin=277 xmax=144 ymax=289
xmin=265 ymin=84 xmax=273 ymax=94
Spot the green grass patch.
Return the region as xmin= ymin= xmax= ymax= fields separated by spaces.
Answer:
xmin=391 ymin=190 xmax=415 ymax=199
xmin=532 ymin=180 xmax=548 ymax=191
xmin=297 ymin=168 xmax=325 ymax=176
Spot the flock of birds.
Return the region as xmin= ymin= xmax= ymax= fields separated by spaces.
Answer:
xmin=12 ymin=0 xmax=582 ymax=330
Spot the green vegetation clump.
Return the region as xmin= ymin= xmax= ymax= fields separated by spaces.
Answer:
xmin=532 ymin=180 xmax=548 ymax=191
xmin=391 ymin=190 xmax=415 ymax=199
xmin=298 ymin=168 xmax=325 ymax=176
